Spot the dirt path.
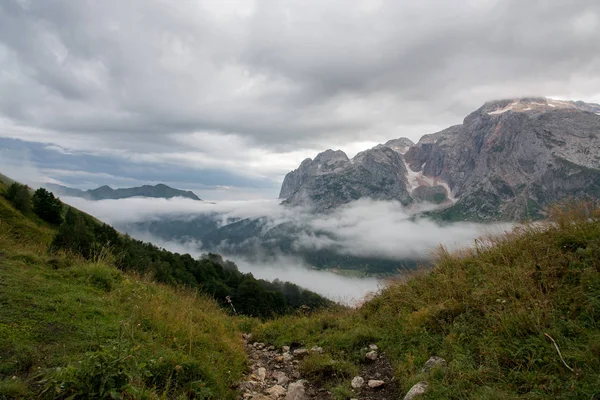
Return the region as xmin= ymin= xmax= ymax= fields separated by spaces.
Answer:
xmin=237 ymin=334 xmax=401 ymax=400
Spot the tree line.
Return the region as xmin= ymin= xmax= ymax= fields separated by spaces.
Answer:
xmin=3 ymin=182 xmax=332 ymax=318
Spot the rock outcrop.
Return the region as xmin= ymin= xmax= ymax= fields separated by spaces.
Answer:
xmin=280 ymin=98 xmax=600 ymax=220
xmin=280 ymin=146 xmax=413 ymax=212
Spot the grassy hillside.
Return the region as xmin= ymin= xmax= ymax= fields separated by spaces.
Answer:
xmin=3 ymin=172 xmax=600 ymax=399
xmin=0 ymin=183 xmax=247 ymax=399
xmin=252 ymin=200 xmax=600 ymax=398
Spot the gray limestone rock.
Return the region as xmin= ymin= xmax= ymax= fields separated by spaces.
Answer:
xmin=403 ymin=381 xmax=428 ymax=400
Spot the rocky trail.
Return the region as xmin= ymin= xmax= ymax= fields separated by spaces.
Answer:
xmin=237 ymin=334 xmax=440 ymax=400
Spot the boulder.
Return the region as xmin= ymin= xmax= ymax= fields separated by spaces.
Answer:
xmin=404 ymin=381 xmax=428 ymax=400
xmin=365 ymin=351 xmax=378 ymax=360
xmin=421 ymin=356 xmax=447 ymax=373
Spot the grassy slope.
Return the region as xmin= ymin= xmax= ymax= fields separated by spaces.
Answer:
xmin=253 ymin=201 xmax=600 ymax=399
xmin=3 ymin=173 xmax=600 ymax=399
xmin=0 ymin=183 xmax=247 ymax=399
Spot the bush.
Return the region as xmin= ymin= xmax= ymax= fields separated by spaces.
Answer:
xmin=4 ymin=182 xmax=31 ymax=213
xmin=32 ymin=188 xmax=63 ymax=224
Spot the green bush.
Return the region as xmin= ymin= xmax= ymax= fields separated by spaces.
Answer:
xmin=4 ymin=182 xmax=31 ymax=213
xmin=32 ymin=188 xmax=63 ymax=224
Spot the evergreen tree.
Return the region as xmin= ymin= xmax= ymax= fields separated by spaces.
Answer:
xmin=4 ymin=182 xmax=31 ymax=213
xmin=51 ymin=208 xmax=94 ymax=258
xmin=32 ymin=188 xmax=63 ymax=224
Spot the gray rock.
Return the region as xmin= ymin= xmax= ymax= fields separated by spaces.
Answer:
xmin=272 ymin=371 xmax=289 ymax=386
xmin=310 ymin=346 xmax=324 ymax=354
xmin=421 ymin=356 xmax=447 ymax=373
xmin=280 ymin=146 xmax=412 ymax=212
xmin=257 ymin=367 xmax=267 ymax=381
xmin=280 ymin=98 xmax=600 ymax=221
xmin=367 ymin=379 xmax=385 ymax=389
xmin=292 ymin=348 xmax=308 ymax=355
xmin=238 ymin=381 xmax=257 ymax=391
xmin=285 ymin=381 xmax=306 ymax=400
xmin=351 ymin=376 xmax=364 ymax=389
xmin=365 ymin=351 xmax=378 ymax=360
xmin=282 ymin=346 xmax=290 ymax=352
xmin=403 ymin=381 xmax=428 ymax=400
xmin=368 ymin=344 xmax=378 ymax=351
xmin=266 ymin=385 xmax=287 ymax=398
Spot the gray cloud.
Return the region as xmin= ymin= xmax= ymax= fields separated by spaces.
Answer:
xmin=1 ymin=0 xmax=599 ymax=188
xmin=60 ymin=195 xmax=512 ymax=303
xmin=62 ymin=196 xmax=512 ymax=261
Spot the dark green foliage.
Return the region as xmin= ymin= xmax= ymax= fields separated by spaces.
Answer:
xmin=32 ymin=188 xmax=63 ymax=224
xmin=50 ymin=207 xmax=333 ymax=318
xmin=3 ymin=182 xmax=31 ymax=213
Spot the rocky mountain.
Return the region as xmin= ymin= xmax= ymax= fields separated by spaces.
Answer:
xmin=280 ymin=97 xmax=600 ymax=220
xmin=45 ymin=183 xmax=202 ymax=201
xmin=280 ymin=147 xmax=413 ymax=212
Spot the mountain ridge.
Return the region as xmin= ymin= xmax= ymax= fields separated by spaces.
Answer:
xmin=280 ymin=97 xmax=600 ymax=220
xmin=45 ymin=182 xmax=202 ymax=201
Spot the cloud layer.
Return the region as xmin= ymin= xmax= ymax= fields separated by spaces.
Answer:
xmin=64 ymin=196 xmax=512 ymax=262
xmin=60 ymin=196 xmax=512 ymax=302
xmin=1 ymin=0 xmax=599 ymax=195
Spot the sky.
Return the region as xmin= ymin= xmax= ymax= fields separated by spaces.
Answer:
xmin=1 ymin=0 xmax=600 ymax=199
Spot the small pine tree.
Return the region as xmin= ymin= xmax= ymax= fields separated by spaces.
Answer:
xmin=32 ymin=188 xmax=63 ymax=224
xmin=4 ymin=182 xmax=31 ymax=213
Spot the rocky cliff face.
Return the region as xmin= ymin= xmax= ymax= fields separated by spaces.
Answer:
xmin=280 ymin=146 xmax=413 ymax=212
xmin=280 ymin=97 xmax=600 ymax=220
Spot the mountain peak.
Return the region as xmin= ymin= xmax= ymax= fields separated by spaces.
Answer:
xmin=45 ymin=183 xmax=202 ymax=201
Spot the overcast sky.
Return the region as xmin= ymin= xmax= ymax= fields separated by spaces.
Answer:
xmin=1 ymin=0 xmax=599 ymax=199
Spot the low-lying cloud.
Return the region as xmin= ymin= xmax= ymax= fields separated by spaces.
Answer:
xmin=64 ymin=196 xmax=512 ymax=261
xmin=58 ymin=196 xmax=513 ymax=303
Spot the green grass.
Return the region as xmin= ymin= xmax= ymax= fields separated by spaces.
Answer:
xmin=0 ymin=185 xmax=247 ymax=399
xmin=253 ymin=200 xmax=600 ymax=398
xmin=3 ymin=172 xmax=600 ymax=398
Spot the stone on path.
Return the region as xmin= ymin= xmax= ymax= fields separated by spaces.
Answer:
xmin=257 ymin=367 xmax=267 ymax=381
xmin=285 ymin=381 xmax=306 ymax=400
xmin=367 ymin=379 xmax=385 ymax=389
xmin=266 ymin=385 xmax=287 ymax=398
xmin=351 ymin=376 xmax=364 ymax=389
xmin=365 ymin=350 xmax=378 ymax=360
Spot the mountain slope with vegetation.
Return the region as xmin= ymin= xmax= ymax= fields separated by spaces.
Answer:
xmin=2 ymin=172 xmax=600 ymax=399
xmin=0 ymin=179 xmax=247 ymax=399
xmin=251 ymin=200 xmax=600 ymax=398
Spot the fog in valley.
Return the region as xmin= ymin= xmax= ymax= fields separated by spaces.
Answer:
xmin=63 ymin=196 xmax=512 ymax=303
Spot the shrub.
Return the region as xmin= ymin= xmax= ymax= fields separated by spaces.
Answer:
xmin=32 ymin=188 xmax=63 ymax=224
xmin=4 ymin=182 xmax=31 ymax=213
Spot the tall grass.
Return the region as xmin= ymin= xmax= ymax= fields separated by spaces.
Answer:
xmin=253 ymin=200 xmax=600 ymax=398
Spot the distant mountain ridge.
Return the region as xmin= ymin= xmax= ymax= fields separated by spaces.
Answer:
xmin=45 ymin=183 xmax=202 ymax=201
xmin=280 ymin=97 xmax=600 ymax=220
